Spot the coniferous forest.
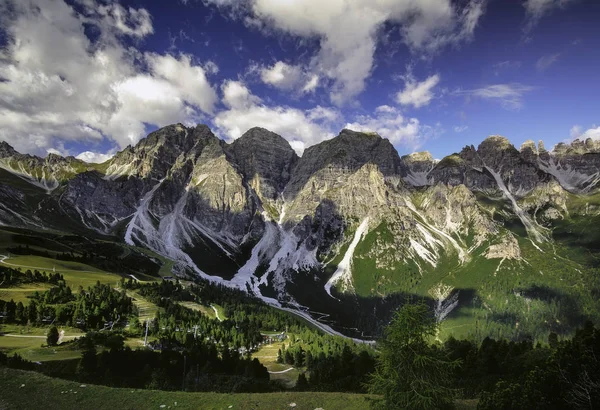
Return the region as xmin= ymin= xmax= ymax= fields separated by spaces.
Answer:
xmin=2 ymin=262 xmax=600 ymax=409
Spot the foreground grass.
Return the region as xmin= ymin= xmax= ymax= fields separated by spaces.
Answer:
xmin=0 ymin=367 xmax=372 ymax=410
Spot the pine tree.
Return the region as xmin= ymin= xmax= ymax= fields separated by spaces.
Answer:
xmin=46 ymin=326 xmax=59 ymax=346
xmin=294 ymin=346 xmax=305 ymax=367
xmin=368 ymin=303 xmax=459 ymax=410
xmin=296 ymin=373 xmax=308 ymax=390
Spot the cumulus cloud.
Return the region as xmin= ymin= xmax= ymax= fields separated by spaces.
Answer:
xmin=523 ymin=0 xmax=578 ymax=32
xmin=454 ymin=83 xmax=535 ymax=110
xmin=85 ymin=1 xmax=154 ymax=38
xmin=536 ymin=53 xmax=561 ymax=72
xmin=344 ymin=105 xmax=442 ymax=150
xmin=76 ymin=150 xmax=116 ymax=163
xmin=396 ymin=74 xmax=440 ymax=108
xmin=570 ymin=125 xmax=600 ymax=141
xmin=0 ymin=0 xmax=218 ymax=156
xmin=205 ymin=0 xmax=486 ymax=105
xmin=214 ymin=81 xmax=340 ymax=155
xmin=259 ymin=62 xmax=300 ymax=89
xmin=257 ymin=61 xmax=320 ymax=95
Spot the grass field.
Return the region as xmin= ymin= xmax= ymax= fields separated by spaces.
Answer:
xmin=0 ymin=282 xmax=53 ymax=303
xmin=0 ymin=254 xmax=123 ymax=304
xmin=0 ymin=325 xmax=86 ymax=362
xmin=177 ymin=301 xmax=217 ymax=320
xmin=0 ymin=367 xmax=373 ymax=410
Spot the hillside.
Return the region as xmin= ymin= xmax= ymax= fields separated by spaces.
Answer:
xmin=2 ymin=126 xmax=600 ymax=341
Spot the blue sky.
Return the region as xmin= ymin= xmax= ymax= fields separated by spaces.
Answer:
xmin=0 ymin=0 xmax=598 ymax=161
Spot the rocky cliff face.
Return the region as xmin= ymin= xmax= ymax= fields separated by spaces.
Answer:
xmin=2 ymin=125 xmax=600 ymax=339
xmin=0 ymin=141 xmax=88 ymax=192
xmin=228 ymin=127 xmax=299 ymax=209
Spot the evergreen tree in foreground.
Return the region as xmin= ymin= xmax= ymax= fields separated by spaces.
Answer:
xmin=367 ymin=303 xmax=459 ymax=410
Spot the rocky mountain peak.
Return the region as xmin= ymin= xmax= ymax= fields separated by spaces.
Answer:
xmin=520 ymin=140 xmax=537 ymax=153
xmin=399 ymin=151 xmax=436 ymax=186
xmin=228 ymin=127 xmax=298 ymax=201
xmin=285 ymin=129 xmax=401 ymax=196
xmin=520 ymin=140 xmax=538 ymax=163
xmin=403 ymin=151 xmax=434 ymax=163
xmin=105 ymin=123 xmax=220 ymax=180
xmin=478 ymin=135 xmax=513 ymax=153
xmin=538 ymin=140 xmax=546 ymax=153
xmin=307 ymin=128 xmax=400 ymax=174
xmin=552 ymin=138 xmax=600 ymax=156
xmin=0 ymin=141 xmax=17 ymax=158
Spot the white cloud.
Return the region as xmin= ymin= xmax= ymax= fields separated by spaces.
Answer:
xmin=375 ymin=105 xmax=396 ymax=114
xmin=454 ymin=83 xmax=535 ymax=110
xmin=523 ymin=0 xmax=578 ymax=32
xmin=302 ymin=74 xmax=319 ymax=94
xmin=205 ymin=0 xmax=486 ymax=105
xmin=258 ymin=61 xmax=319 ymax=95
xmin=582 ymin=127 xmax=600 ymax=140
xmin=214 ymin=81 xmax=339 ymax=155
xmin=570 ymin=125 xmax=600 ymax=141
xmin=90 ymin=1 xmax=154 ymax=38
xmin=396 ymin=74 xmax=440 ymax=109
xmin=570 ymin=125 xmax=582 ymax=139
xmin=260 ymin=61 xmax=301 ymax=89
xmin=222 ymin=80 xmax=261 ymax=109
xmin=536 ymin=53 xmax=560 ymax=72
xmin=344 ymin=105 xmax=442 ymax=150
xmin=76 ymin=150 xmax=115 ymax=163
xmin=454 ymin=125 xmax=469 ymax=133
xmin=0 ymin=0 xmax=218 ymax=156
xmin=47 ymin=148 xmax=66 ymax=156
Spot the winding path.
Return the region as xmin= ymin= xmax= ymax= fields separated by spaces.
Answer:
xmin=1 ymin=334 xmax=79 ymax=340
xmin=268 ymin=367 xmax=294 ymax=374
xmin=210 ymin=305 xmax=223 ymax=322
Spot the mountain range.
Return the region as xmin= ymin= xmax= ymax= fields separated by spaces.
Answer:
xmin=2 ymin=125 xmax=600 ymax=341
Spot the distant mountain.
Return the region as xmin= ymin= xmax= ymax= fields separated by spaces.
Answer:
xmin=2 ymin=125 xmax=600 ymax=340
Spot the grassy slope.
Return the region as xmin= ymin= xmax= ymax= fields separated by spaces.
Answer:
xmin=0 ymin=325 xmax=86 ymax=362
xmin=342 ymin=190 xmax=600 ymax=342
xmin=126 ymin=290 xmax=159 ymax=322
xmin=2 ymin=255 xmax=122 ymax=288
xmin=0 ymin=254 xmax=123 ymax=303
xmin=252 ymin=337 xmax=299 ymax=388
xmin=0 ymin=367 xmax=372 ymax=410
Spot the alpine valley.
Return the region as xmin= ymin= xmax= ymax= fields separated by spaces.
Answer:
xmin=2 ymin=124 xmax=600 ymax=342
